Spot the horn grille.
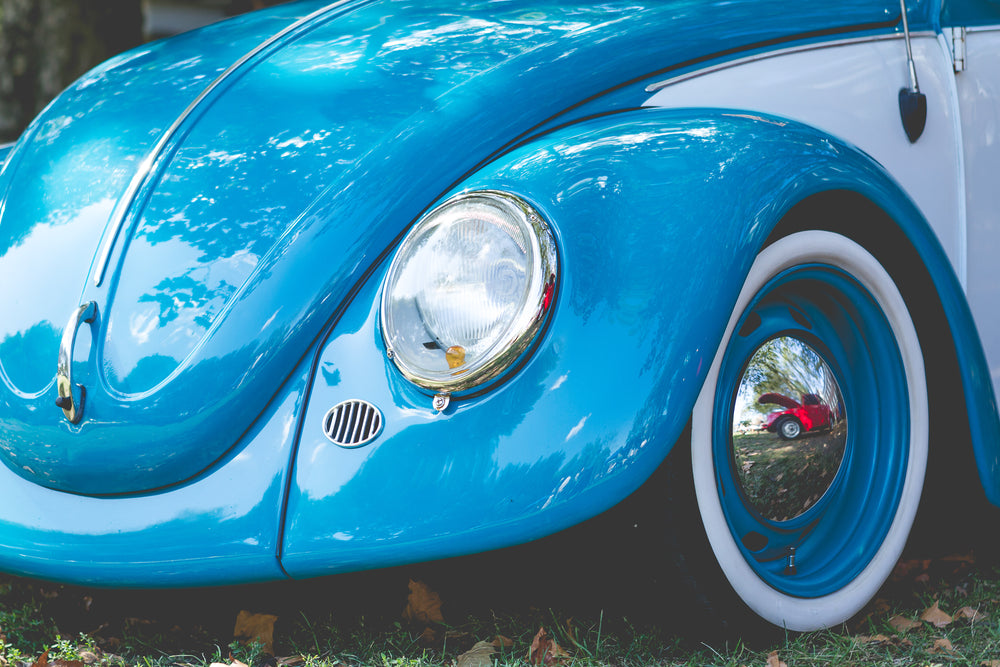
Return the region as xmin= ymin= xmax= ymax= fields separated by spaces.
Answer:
xmin=323 ymin=400 xmax=383 ymax=447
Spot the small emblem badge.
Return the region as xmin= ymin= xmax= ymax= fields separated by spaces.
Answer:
xmin=323 ymin=400 xmax=383 ymax=448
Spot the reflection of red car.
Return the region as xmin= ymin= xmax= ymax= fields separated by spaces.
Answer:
xmin=760 ymin=393 xmax=833 ymax=440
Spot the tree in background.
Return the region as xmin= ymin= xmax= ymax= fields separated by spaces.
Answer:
xmin=0 ymin=0 xmax=144 ymax=142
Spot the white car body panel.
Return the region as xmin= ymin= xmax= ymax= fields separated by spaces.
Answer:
xmin=956 ymin=27 xmax=1000 ymax=392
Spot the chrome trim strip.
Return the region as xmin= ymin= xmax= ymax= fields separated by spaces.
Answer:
xmin=937 ymin=31 xmax=968 ymax=288
xmin=644 ymin=32 xmax=936 ymax=94
xmin=93 ymin=1 xmax=352 ymax=286
xmin=56 ymin=301 xmax=98 ymax=424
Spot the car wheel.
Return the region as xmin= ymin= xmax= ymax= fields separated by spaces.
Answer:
xmin=775 ymin=416 xmax=802 ymax=440
xmin=678 ymin=230 xmax=928 ymax=633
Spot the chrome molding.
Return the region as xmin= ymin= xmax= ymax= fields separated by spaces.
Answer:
xmin=55 ymin=301 xmax=98 ymax=424
xmin=93 ymin=0 xmax=354 ymax=286
xmin=644 ymin=32 xmax=935 ymax=94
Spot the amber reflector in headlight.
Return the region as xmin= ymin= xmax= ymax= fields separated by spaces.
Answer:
xmin=381 ymin=190 xmax=558 ymax=392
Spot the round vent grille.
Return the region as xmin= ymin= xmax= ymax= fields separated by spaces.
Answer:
xmin=323 ymin=400 xmax=383 ymax=448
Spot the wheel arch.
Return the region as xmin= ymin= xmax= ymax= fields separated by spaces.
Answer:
xmin=766 ymin=189 xmax=1000 ymax=510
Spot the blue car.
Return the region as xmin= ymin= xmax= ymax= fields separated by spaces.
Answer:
xmin=1 ymin=0 xmax=999 ymax=634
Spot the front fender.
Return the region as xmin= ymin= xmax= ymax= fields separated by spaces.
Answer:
xmin=281 ymin=108 xmax=971 ymax=576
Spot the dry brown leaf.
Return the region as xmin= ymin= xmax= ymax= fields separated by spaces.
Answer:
xmin=921 ymin=601 xmax=953 ymax=628
xmin=417 ymin=626 xmax=438 ymax=647
xmin=889 ymin=615 xmax=921 ymax=632
xmin=77 ymin=652 xmax=99 ymax=665
xmin=527 ymin=627 xmax=571 ymax=666
xmin=234 ymin=610 xmax=278 ymax=654
xmin=955 ymin=606 xmax=988 ymax=623
xmin=31 ymin=650 xmax=49 ymax=667
xmin=892 ymin=559 xmax=931 ymax=581
xmin=928 ymin=638 xmax=954 ymax=655
xmin=941 ymin=552 xmax=975 ymax=564
xmin=765 ymin=651 xmax=787 ymax=667
xmin=492 ymin=635 xmax=514 ymax=649
xmin=401 ymin=580 xmax=444 ymax=625
xmin=456 ymin=640 xmax=496 ymax=667
xmin=856 ymin=634 xmax=913 ymax=648
xmin=857 ymin=634 xmax=893 ymax=645
xmin=850 ymin=597 xmax=893 ymax=632
xmin=981 ymin=661 xmax=1000 ymax=667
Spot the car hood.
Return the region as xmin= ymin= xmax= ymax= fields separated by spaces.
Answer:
xmin=758 ymin=392 xmax=803 ymax=410
xmin=0 ymin=0 xmax=904 ymax=494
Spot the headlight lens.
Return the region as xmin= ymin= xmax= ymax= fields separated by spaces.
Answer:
xmin=381 ymin=190 xmax=557 ymax=392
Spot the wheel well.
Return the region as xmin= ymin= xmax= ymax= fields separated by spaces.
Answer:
xmin=766 ymin=190 xmax=986 ymax=548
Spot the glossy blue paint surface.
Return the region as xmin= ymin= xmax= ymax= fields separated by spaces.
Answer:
xmin=0 ymin=0 xmax=909 ymax=496
xmin=941 ymin=0 xmax=1000 ymax=25
xmin=281 ymin=109 xmax=962 ymax=577
xmin=0 ymin=358 xmax=309 ymax=586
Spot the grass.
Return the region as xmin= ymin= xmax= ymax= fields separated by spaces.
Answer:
xmin=0 ymin=550 xmax=999 ymax=667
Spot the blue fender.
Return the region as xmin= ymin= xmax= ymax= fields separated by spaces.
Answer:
xmin=281 ymin=108 xmax=1000 ymax=578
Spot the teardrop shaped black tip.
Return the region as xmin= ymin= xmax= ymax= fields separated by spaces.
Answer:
xmin=899 ymin=88 xmax=927 ymax=143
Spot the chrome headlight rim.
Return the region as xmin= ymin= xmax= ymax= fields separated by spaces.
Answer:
xmin=380 ymin=189 xmax=558 ymax=394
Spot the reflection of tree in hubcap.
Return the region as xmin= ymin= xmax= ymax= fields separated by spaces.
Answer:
xmin=731 ymin=336 xmax=847 ymax=522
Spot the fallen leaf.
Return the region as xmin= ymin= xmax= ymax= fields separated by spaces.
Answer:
xmin=888 ymin=615 xmax=921 ymax=632
xmin=234 ymin=610 xmax=278 ymax=654
xmin=928 ymin=638 xmax=954 ymax=654
xmin=527 ymin=627 xmax=571 ymax=666
xmin=857 ymin=634 xmax=893 ymax=645
xmin=955 ymin=606 xmax=987 ymax=623
xmin=856 ymin=634 xmax=913 ymax=648
xmin=417 ymin=626 xmax=438 ymax=647
xmin=492 ymin=635 xmax=514 ymax=649
xmin=765 ymin=651 xmax=787 ymax=667
xmin=456 ymin=640 xmax=496 ymax=667
xmin=892 ymin=559 xmax=931 ymax=581
xmin=981 ymin=661 xmax=1000 ymax=667
xmin=921 ymin=601 xmax=953 ymax=628
xmin=851 ymin=597 xmax=893 ymax=632
xmin=77 ymin=652 xmax=99 ymax=665
xmin=401 ymin=580 xmax=444 ymax=625
xmin=941 ymin=553 xmax=975 ymax=564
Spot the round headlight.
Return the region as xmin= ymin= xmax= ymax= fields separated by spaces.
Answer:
xmin=381 ymin=190 xmax=557 ymax=392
